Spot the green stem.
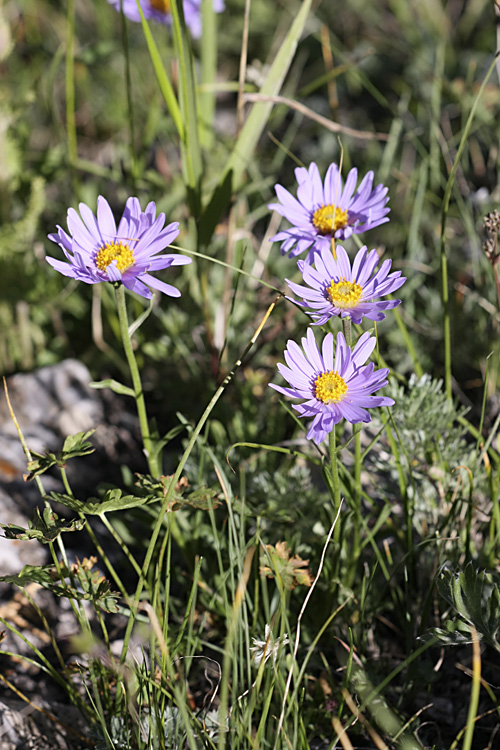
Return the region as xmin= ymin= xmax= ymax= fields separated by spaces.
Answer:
xmin=352 ymin=427 xmax=362 ymax=572
xmin=341 ymin=317 xmax=361 ymax=581
xmin=329 ymin=428 xmax=341 ymax=549
xmin=341 ymin=317 xmax=351 ymax=345
xmin=115 ymin=284 xmax=159 ymax=476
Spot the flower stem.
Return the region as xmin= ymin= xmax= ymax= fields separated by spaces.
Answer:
xmin=115 ymin=284 xmax=159 ymax=476
xmin=342 ymin=317 xmax=351 ymax=345
xmin=329 ymin=428 xmax=341 ymax=548
xmin=340 ymin=316 xmax=361 ymax=577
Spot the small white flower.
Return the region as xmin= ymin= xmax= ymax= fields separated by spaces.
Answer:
xmin=250 ymin=624 xmax=289 ymax=667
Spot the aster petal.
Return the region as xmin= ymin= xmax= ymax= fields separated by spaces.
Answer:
xmin=340 ymin=401 xmax=371 ymax=423
xmin=269 ymin=383 xmax=305 ymax=400
xmin=334 ymin=332 xmax=349 ymax=375
xmin=97 ymin=196 xmax=117 ymax=240
xmin=323 ymin=163 xmax=342 ymax=206
xmin=351 ymin=332 xmax=377 ymax=368
xmin=117 ymin=196 xmax=141 ymax=238
xmin=286 ymin=278 xmax=323 ymax=302
xmin=272 ymin=185 xmax=312 ymax=225
xmin=48 ymin=226 xmax=73 ymax=253
xmin=276 ymin=363 xmax=312 ymax=391
xmin=321 ymin=332 xmax=334 ymax=370
xmin=303 ymin=328 xmax=324 ymax=372
xmin=67 ymin=207 xmax=99 ymax=249
xmin=339 ymin=167 xmax=358 ymax=208
xmin=334 ymin=245 xmax=352 ymax=279
xmin=122 ymin=275 xmax=153 ymax=299
xmin=352 ymin=171 xmax=374 ymax=203
xmin=106 ymin=260 xmax=122 ymax=282
xmin=284 ymin=340 xmax=315 ymax=378
xmin=141 ymin=273 xmax=181 ymax=297
xmin=45 ymin=257 xmax=79 ymax=278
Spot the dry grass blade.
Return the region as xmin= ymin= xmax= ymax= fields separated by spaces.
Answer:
xmin=242 ymin=94 xmax=389 ymax=140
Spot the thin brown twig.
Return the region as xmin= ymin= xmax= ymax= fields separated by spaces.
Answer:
xmin=242 ymin=93 xmax=389 ymax=141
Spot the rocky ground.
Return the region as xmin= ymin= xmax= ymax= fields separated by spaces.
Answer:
xmin=0 ymin=359 xmax=143 ymax=749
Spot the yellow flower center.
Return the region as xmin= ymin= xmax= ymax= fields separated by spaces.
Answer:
xmin=95 ymin=241 xmax=135 ymax=274
xmin=327 ymin=277 xmax=363 ymax=309
xmin=314 ymin=371 xmax=348 ymax=404
xmin=312 ymin=204 xmax=349 ymax=235
xmin=151 ymin=0 xmax=171 ymax=12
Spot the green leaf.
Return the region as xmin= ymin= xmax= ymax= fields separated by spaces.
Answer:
xmin=135 ymin=2 xmax=184 ymax=140
xmin=170 ymin=0 xmax=202 ymax=215
xmin=199 ymin=0 xmax=314 ymax=245
xmin=169 ymin=486 xmax=221 ymax=512
xmin=61 ymin=429 xmax=96 ymax=459
xmin=0 ymin=558 xmax=119 ymax=613
xmin=89 ymin=379 xmax=135 ymax=397
xmin=26 ymin=452 xmax=59 ymax=478
xmin=134 ymin=474 xmax=220 ymax=512
xmin=47 ymin=489 xmax=159 ymax=515
xmin=150 ymin=424 xmax=186 ymax=462
xmin=26 ymin=430 xmax=96 ymax=479
xmin=0 ymin=564 xmax=62 ymax=588
xmin=1 ymin=507 xmax=84 ymax=543
xmin=435 ymin=564 xmax=500 ymax=651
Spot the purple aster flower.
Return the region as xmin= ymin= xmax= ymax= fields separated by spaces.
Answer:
xmin=268 ymin=162 xmax=390 ymax=263
xmin=107 ymin=0 xmax=225 ymax=38
xmin=270 ymin=328 xmax=394 ymax=444
xmin=46 ymin=196 xmax=192 ymax=300
xmin=287 ymin=245 xmax=406 ymax=325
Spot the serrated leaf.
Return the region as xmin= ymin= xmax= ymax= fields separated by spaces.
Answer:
xmin=260 ymin=541 xmax=313 ymax=590
xmin=426 ymin=626 xmax=479 ymax=647
xmin=61 ymin=429 xmax=96 ymax=459
xmin=134 ymin=474 xmax=220 ymax=513
xmin=1 ymin=506 xmax=84 ymax=543
xmin=26 ymin=451 xmax=59 ymax=479
xmin=436 ymin=563 xmax=500 ymax=652
xmin=47 ymin=489 xmax=159 ymax=515
xmin=89 ymin=379 xmax=135 ymax=398
xmin=168 ymin=486 xmax=222 ymax=512
xmin=26 ymin=430 xmax=96 ymax=480
xmin=134 ymin=473 xmax=189 ymax=498
xmin=0 ymin=563 xmax=62 ymax=587
xmin=0 ymin=558 xmax=119 ymax=613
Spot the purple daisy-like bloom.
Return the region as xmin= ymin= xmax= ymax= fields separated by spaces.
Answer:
xmin=268 ymin=162 xmax=390 ymax=263
xmin=270 ymin=328 xmax=394 ymax=444
xmin=287 ymin=245 xmax=406 ymax=325
xmin=46 ymin=196 xmax=192 ymax=300
xmin=107 ymin=0 xmax=224 ymax=38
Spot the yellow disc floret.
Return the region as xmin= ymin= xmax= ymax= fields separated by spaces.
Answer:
xmin=314 ymin=371 xmax=348 ymax=404
xmin=327 ymin=277 xmax=363 ymax=309
xmin=151 ymin=0 xmax=171 ymax=12
xmin=312 ymin=204 xmax=349 ymax=235
xmin=95 ymin=241 xmax=135 ymax=275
